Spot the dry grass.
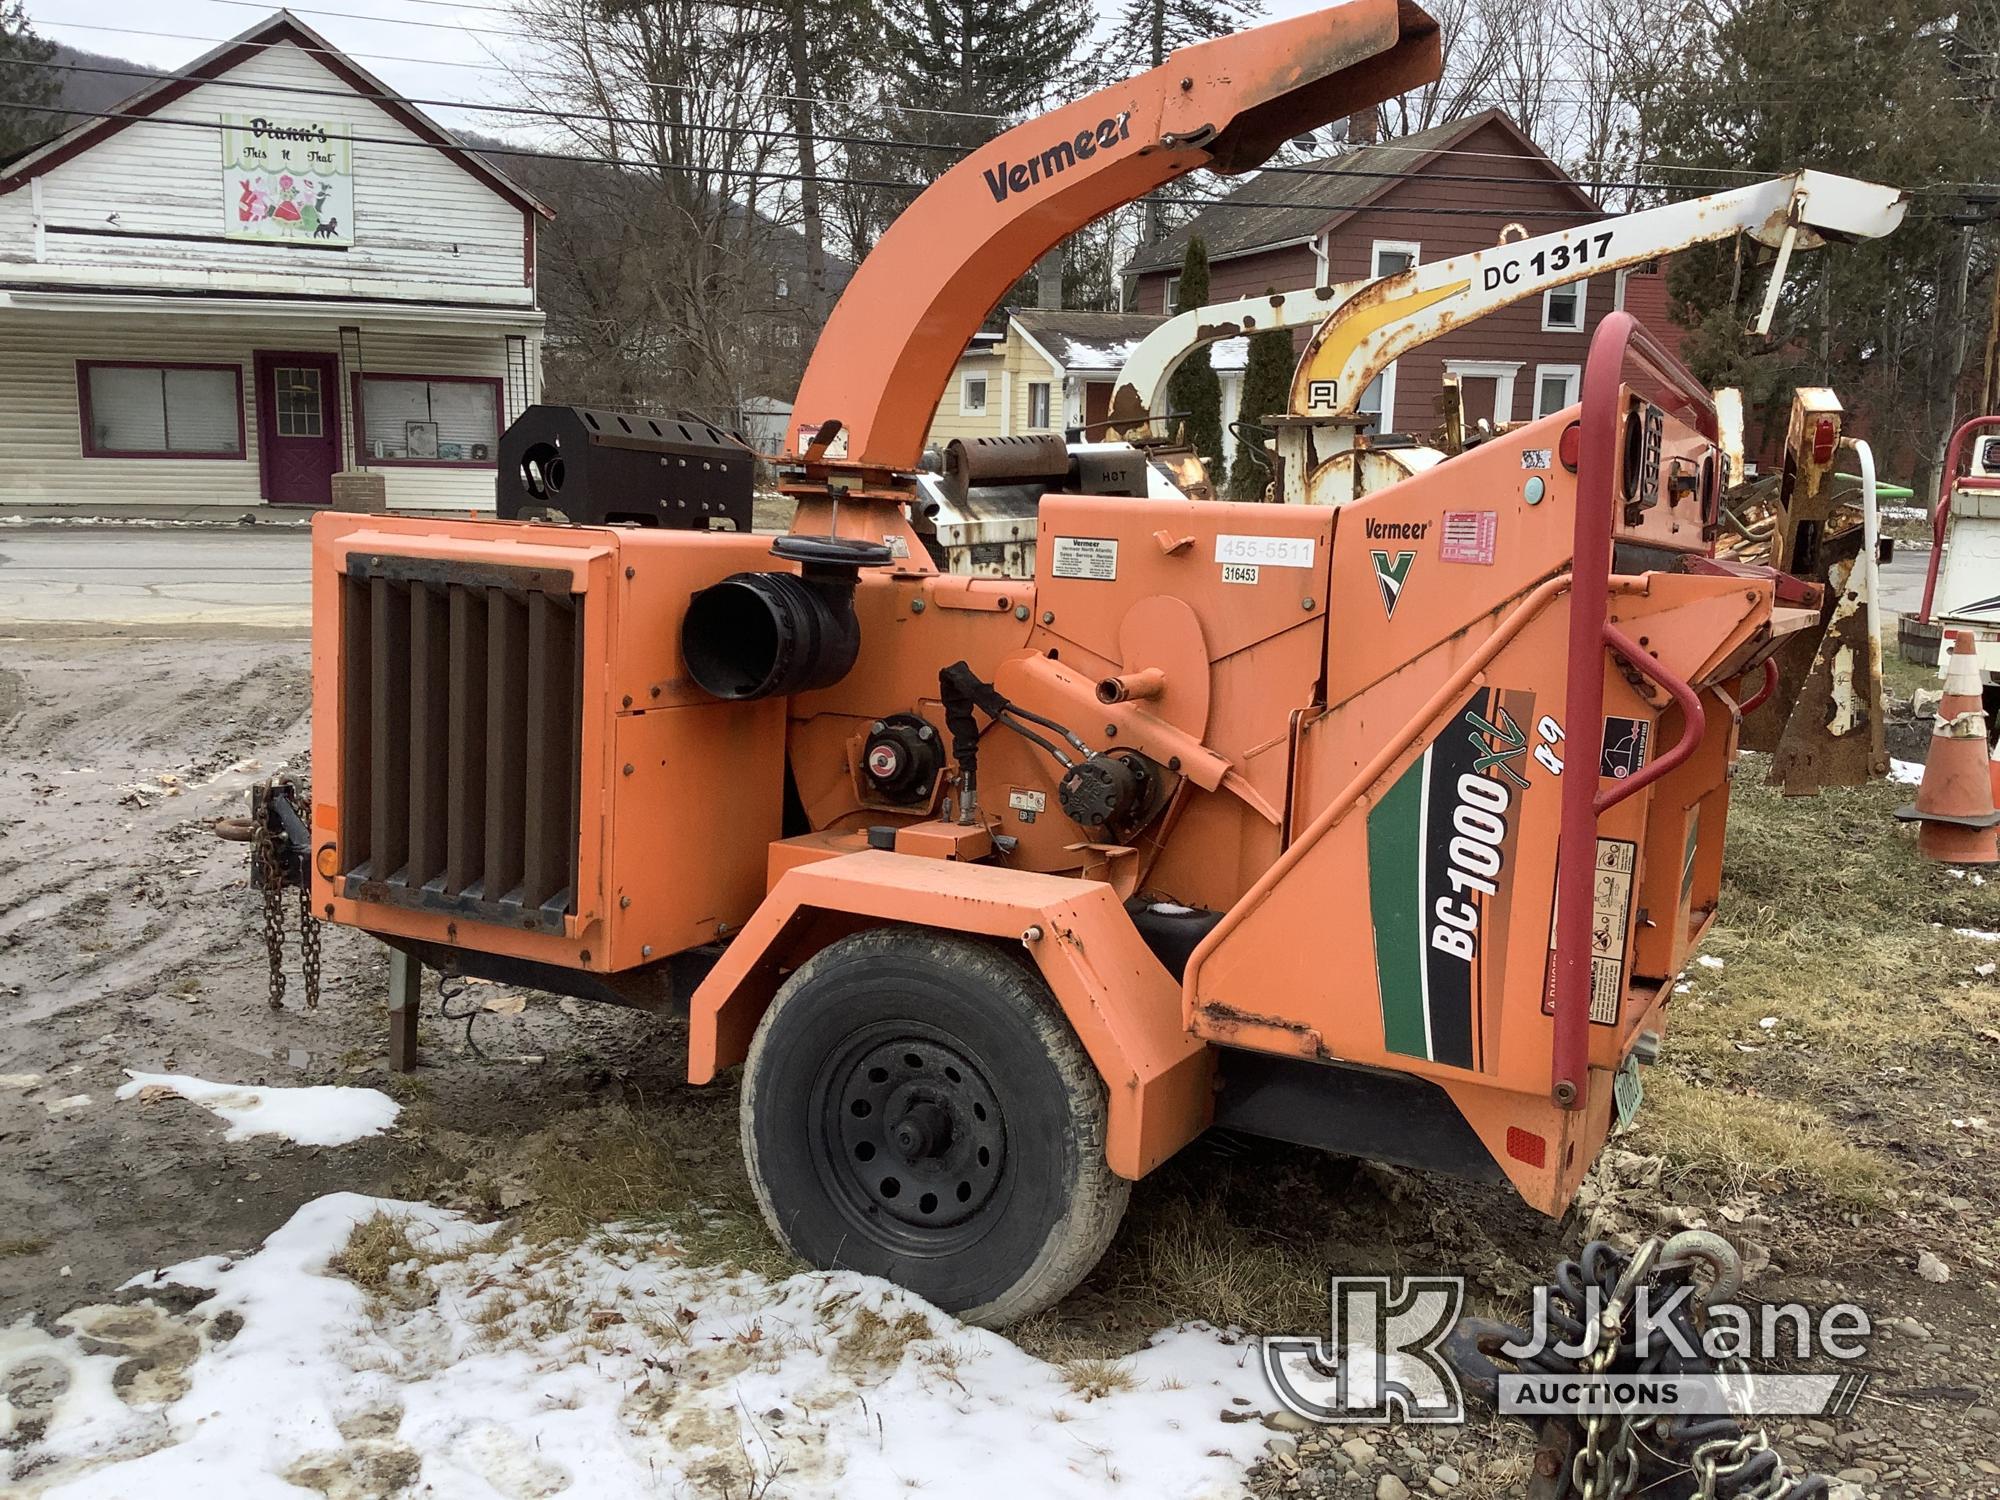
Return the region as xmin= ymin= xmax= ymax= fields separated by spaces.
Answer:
xmin=1058 ymin=1358 xmax=1138 ymax=1400
xmin=1626 ymin=769 xmax=1995 ymax=1208
xmin=515 ymin=1095 xmax=798 ymax=1280
xmin=0 ymin=1235 xmax=49 ymax=1258
xmin=1631 ymin=1072 xmax=1890 ymax=1207
xmin=841 ymin=1305 xmax=934 ymax=1361
xmin=328 ymin=1212 xmax=432 ymax=1294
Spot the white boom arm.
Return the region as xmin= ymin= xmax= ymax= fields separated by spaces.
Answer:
xmin=1107 ymin=170 xmax=1907 ymax=430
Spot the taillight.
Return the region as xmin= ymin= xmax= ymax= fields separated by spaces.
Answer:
xmin=1558 ymin=421 xmax=1582 ymax=472
xmin=1811 ymin=416 xmax=1838 ymax=466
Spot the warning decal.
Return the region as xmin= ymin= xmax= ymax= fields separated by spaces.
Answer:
xmin=1585 ymin=840 xmax=1636 ymax=1023
xmin=1542 ymin=838 xmax=1637 ymax=1025
xmin=1600 ymin=716 xmax=1651 ymax=780
xmin=1440 ymin=510 xmax=1497 ymax=565
xmin=1008 ymin=787 xmax=1047 ymax=823
xmin=1050 ymin=536 xmax=1118 ymax=580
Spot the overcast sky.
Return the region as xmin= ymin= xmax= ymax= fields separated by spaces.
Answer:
xmin=34 ymin=0 xmax=1336 ymax=144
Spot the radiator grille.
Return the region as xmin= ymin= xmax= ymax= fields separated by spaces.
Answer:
xmin=338 ymin=557 xmax=583 ymax=930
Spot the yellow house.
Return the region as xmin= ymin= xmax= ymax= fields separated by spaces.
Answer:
xmin=926 ymin=309 xmax=1246 ymax=460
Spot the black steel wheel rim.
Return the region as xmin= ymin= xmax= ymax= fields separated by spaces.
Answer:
xmin=811 ymin=1021 xmax=1009 ymax=1253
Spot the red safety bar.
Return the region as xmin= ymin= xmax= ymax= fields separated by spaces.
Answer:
xmin=1738 ymin=657 xmax=1780 ymax=717
xmin=1551 ymin=312 xmax=1713 ymax=1109
xmin=1919 ymin=414 xmax=2000 ymax=623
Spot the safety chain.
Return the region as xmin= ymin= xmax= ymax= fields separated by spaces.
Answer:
xmin=298 ymin=874 xmax=322 ymax=1010
xmin=1451 ymin=1234 xmax=1830 ymax=1500
xmin=1571 ymin=1239 xmax=1661 ymax=1500
xmin=254 ymin=784 xmax=321 ymax=1011
xmin=254 ymin=815 xmax=289 ymax=1011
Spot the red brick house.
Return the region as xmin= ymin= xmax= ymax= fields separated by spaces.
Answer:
xmin=1123 ymin=110 xmax=1680 ymax=437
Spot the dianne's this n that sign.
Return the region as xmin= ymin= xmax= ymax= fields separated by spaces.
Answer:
xmin=221 ymin=114 xmax=354 ymax=246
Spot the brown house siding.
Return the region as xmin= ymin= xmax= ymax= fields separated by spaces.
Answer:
xmin=1128 ymin=120 xmax=1693 ymax=435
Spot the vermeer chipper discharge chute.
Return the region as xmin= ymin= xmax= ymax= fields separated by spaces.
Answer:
xmin=266 ymin=0 xmax=1818 ymax=1323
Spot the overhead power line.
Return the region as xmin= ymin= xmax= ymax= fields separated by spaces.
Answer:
xmin=5 ymin=55 xmax=1799 ymax=198
xmin=29 ymin=13 xmax=1872 ymax=171
xmin=15 ymin=54 xmax=1984 ymax=206
xmin=4 ymin=98 xmax=1674 ymax=221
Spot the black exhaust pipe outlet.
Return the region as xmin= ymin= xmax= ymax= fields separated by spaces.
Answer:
xmin=681 ymin=535 xmax=893 ymax=701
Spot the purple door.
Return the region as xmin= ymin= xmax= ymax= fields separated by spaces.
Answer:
xmin=255 ymin=352 xmax=340 ymax=506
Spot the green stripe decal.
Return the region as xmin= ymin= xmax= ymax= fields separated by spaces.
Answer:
xmin=1369 ymin=752 xmax=1430 ymax=1059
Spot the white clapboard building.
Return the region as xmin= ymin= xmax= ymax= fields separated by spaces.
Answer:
xmin=0 ymin=10 xmax=550 ymax=514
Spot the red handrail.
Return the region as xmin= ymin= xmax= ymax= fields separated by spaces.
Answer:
xmin=1737 ymin=658 xmax=1779 ymax=717
xmin=1919 ymin=414 xmax=2000 ymax=623
xmin=1551 ymin=311 xmax=1716 ymax=1109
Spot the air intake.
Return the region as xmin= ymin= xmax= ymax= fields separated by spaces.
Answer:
xmin=336 ymin=554 xmax=583 ymax=931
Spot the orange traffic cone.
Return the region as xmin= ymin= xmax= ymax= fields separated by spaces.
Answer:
xmin=1896 ymin=632 xmax=2000 ymax=864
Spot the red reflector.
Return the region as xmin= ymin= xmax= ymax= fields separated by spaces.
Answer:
xmin=1558 ymin=421 xmax=1581 ymax=472
xmin=1505 ymin=1126 xmax=1547 ymax=1168
xmin=1810 ymin=416 xmax=1838 ymax=466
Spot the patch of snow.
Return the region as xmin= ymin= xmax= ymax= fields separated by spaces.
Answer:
xmin=1060 ymin=338 xmax=1146 ymax=371
xmin=1889 ymin=758 xmax=1927 ymax=786
xmin=1881 ymin=504 xmax=1927 ymax=521
xmin=1696 ymin=955 xmax=1725 ymax=970
xmin=18 ymin=1193 xmax=1377 ymax=1499
xmin=115 ymin=1072 xmax=399 ymax=1147
xmin=1956 ymin=928 xmax=2000 ymax=942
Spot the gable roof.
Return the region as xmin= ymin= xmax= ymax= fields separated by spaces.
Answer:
xmin=1007 ymin=308 xmax=1246 ymax=374
xmin=1123 ymin=110 xmax=1596 ymax=277
xmin=0 ymin=9 xmax=553 ymax=217
xmin=1012 ymin=310 xmax=1164 ymax=373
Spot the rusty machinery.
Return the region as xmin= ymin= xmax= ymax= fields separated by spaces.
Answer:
xmin=1108 ymin=171 xmax=1907 ymax=505
xmin=252 ymin=0 xmax=1822 ymax=1326
xmin=1107 ymin=177 xmax=1906 ymax=793
xmin=1906 ymin=415 xmax=2000 ymax=746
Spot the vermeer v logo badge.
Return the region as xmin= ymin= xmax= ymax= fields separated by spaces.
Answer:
xmin=1371 ymin=550 xmax=1415 ymax=618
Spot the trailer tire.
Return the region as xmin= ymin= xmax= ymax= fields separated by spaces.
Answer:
xmin=739 ymin=926 xmax=1128 ymax=1326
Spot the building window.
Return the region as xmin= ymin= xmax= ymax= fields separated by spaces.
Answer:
xmin=1543 ymin=279 xmax=1587 ymax=332
xmin=1443 ymin=360 xmax=1524 ymax=427
xmin=274 ymin=366 xmax=325 ymax=437
xmin=78 ymin=362 xmax=243 ymax=458
xmin=355 ymin=373 xmax=500 ymax=465
xmin=1165 ymin=274 xmax=1181 ymax=314
xmin=1534 ymin=364 xmax=1582 ymax=418
xmin=960 ymin=373 xmax=988 ymax=414
xmin=1357 ymin=362 xmax=1398 ymax=433
xmin=1372 ymin=240 xmax=1420 ymax=277
xmin=1027 ymin=381 xmax=1051 ymax=429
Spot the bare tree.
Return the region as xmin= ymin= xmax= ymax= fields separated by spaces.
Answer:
xmin=505 ymin=0 xmax=806 ymax=413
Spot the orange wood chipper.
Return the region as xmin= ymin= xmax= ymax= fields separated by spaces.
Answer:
xmin=257 ymin=0 xmax=1817 ymax=1323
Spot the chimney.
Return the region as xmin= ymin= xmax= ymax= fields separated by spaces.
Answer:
xmin=1347 ymin=105 xmax=1380 ymax=146
xmin=1036 ymin=247 xmax=1063 ymax=311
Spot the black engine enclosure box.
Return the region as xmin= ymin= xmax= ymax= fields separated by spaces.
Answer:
xmin=496 ymin=404 xmax=753 ymax=531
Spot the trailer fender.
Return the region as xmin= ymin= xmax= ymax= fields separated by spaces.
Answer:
xmin=687 ymin=850 xmax=1213 ymax=1178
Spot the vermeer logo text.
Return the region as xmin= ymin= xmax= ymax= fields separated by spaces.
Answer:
xmin=983 ymin=114 xmax=1132 ymax=202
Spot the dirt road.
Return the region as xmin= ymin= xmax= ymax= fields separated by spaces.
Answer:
xmin=0 ymin=622 xmax=683 ymax=1321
